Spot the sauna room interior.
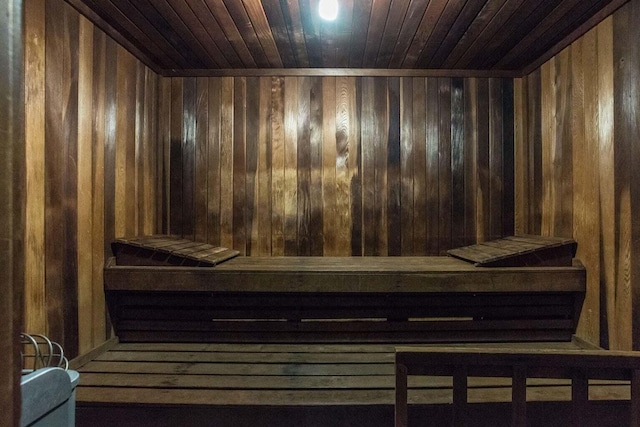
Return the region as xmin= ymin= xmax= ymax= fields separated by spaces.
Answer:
xmin=4 ymin=0 xmax=640 ymax=426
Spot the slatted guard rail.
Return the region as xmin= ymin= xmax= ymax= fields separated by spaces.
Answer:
xmin=395 ymin=347 xmax=640 ymax=427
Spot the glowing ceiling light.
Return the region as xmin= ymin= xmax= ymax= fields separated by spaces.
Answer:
xmin=319 ymin=0 xmax=338 ymax=21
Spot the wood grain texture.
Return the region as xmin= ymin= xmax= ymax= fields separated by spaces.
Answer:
xmin=24 ymin=0 xmax=46 ymax=335
xmin=164 ymin=75 xmax=514 ymax=256
xmin=23 ymin=0 xmax=161 ymax=357
xmin=516 ymin=5 xmax=640 ymax=350
xmin=77 ymin=15 xmax=94 ymax=355
xmin=0 ymin=0 xmax=24 ymax=423
xmin=91 ymin=26 xmax=107 ymax=347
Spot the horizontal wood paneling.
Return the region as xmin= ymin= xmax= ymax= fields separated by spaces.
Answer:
xmin=162 ymin=76 xmax=514 ymax=256
xmin=516 ymin=0 xmax=640 ymax=351
xmin=24 ymin=0 xmax=160 ymax=358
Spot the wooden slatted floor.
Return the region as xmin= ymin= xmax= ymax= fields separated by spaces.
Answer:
xmin=75 ymin=340 xmax=633 ymax=427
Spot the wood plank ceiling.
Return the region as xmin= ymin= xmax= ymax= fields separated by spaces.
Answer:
xmin=68 ymin=0 xmax=626 ymax=75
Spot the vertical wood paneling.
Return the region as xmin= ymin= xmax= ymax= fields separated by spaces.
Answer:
xmin=257 ymin=77 xmax=272 ymax=256
xmin=411 ymin=78 xmax=428 ymax=255
xmin=45 ymin=0 xmax=80 ymax=356
xmin=24 ymin=0 xmax=161 ymax=357
xmin=158 ymin=78 xmax=171 ymax=235
xmin=400 ymin=77 xmax=414 ymax=255
xmin=283 ymin=77 xmax=298 ymax=255
xmin=271 ymin=77 xmax=285 ymax=255
xmin=194 ymin=77 xmax=209 ymax=242
xmin=322 ymin=77 xmax=338 ymax=255
xmin=614 ymin=3 xmax=637 ymax=350
xmin=597 ymin=17 xmax=615 ymax=349
xmin=309 ymin=77 xmax=324 ymax=256
xmin=245 ymin=77 xmax=259 ymax=255
xmin=489 ymin=78 xmax=505 ymax=241
xmin=115 ymin=46 xmax=135 ymax=238
xmin=516 ymin=4 xmax=640 ymax=350
xmin=336 ymin=76 xmax=356 ymax=256
xmin=169 ymin=78 xmax=183 ymax=236
xmin=0 ymin=0 xmax=24 ymax=422
xmin=387 ymin=77 xmax=401 ymax=256
xmin=476 ymin=79 xmax=490 ymax=242
xmin=220 ymin=77 xmax=234 ymax=249
xmin=361 ymin=77 xmax=376 ymax=255
xmin=502 ymin=79 xmax=515 ymax=237
xmin=77 ymin=15 xmax=94 ymax=354
xmin=573 ymin=28 xmax=600 ymax=343
xmin=451 ymin=78 xmax=465 ymax=249
xmin=181 ymin=77 xmax=196 ymax=240
xmin=297 ymin=76 xmax=312 ymax=255
xmin=424 ymin=78 xmax=438 ymax=255
xmin=463 ymin=79 xmax=477 ymax=247
xmin=159 ymin=76 xmax=514 ymax=260
xmin=207 ymin=77 xmax=222 ymax=246
xmin=24 ymin=0 xmax=46 ymax=335
xmin=233 ymin=77 xmax=247 ymax=254
xmin=438 ymin=78 xmax=452 ymax=255
xmin=91 ymin=27 xmax=106 ymax=347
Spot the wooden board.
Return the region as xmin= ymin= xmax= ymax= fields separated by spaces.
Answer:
xmin=104 ymin=256 xmax=585 ymax=343
xmin=74 ymin=342 xmax=633 ymax=427
xmin=447 ymin=235 xmax=577 ymax=267
xmin=111 ymin=235 xmax=239 ymax=267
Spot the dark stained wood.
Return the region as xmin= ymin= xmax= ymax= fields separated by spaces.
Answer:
xmin=0 ymin=0 xmax=24 ymax=423
xmin=111 ymin=235 xmax=238 ymax=266
xmin=181 ymin=77 xmax=196 ymax=240
xmin=233 ymin=77 xmax=247 ymax=254
xmin=451 ymin=77 xmax=465 ymax=249
xmin=410 ymin=78 xmax=424 ymax=255
xmin=395 ymin=346 xmax=640 ymax=427
xmin=400 ymin=77 xmax=414 ymax=255
xmin=45 ymin=0 xmax=80 ymax=357
xmin=424 ymin=78 xmax=439 ymax=255
xmin=296 ymin=77 xmax=312 ymax=255
xmin=169 ymin=78 xmax=183 ymax=235
xmin=448 ymin=235 xmax=577 ymax=267
xmin=489 ymin=78 xmax=505 ymax=241
xmin=309 ymin=76 xmax=324 ymax=256
xmin=206 ymin=78 xmax=222 ymax=246
xmin=74 ymin=342 xmax=634 ymax=427
xmin=194 ymin=77 xmax=208 ymax=242
xmin=104 ymin=255 xmax=585 ymax=343
xmin=387 ymin=77 xmax=401 ymax=256
xmin=438 ymin=78 xmax=452 ymax=254
xmin=245 ymin=77 xmax=259 ymax=256
xmin=614 ymin=2 xmax=640 ymax=351
xmin=66 ymin=0 xmax=622 ymax=74
xmin=462 ymin=79 xmax=477 ymax=246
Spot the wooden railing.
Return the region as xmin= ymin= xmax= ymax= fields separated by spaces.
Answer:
xmin=395 ymin=347 xmax=640 ymax=427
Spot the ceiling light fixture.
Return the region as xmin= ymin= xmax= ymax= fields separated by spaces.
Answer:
xmin=319 ymin=0 xmax=338 ymax=21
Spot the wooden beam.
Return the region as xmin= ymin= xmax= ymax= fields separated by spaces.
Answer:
xmin=161 ymin=68 xmax=521 ymax=78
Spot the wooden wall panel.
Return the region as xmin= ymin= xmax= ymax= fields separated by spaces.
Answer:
xmin=24 ymin=0 xmax=46 ymax=335
xmin=0 ymin=0 xmax=24 ymax=423
xmin=164 ymin=75 xmax=514 ymax=256
xmin=515 ymin=0 xmax=640 ymax=350
xmin=23 ymin=0 xmax=160 ymax=357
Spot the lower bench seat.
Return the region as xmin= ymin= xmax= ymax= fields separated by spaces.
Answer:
xmin=74 ymin=341 xmax=633 ymax=427
xmin=104 ymin=256 xmax=585 ymax=343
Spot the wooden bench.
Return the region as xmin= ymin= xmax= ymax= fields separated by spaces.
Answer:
xmin=104 ymin=254 xmax=585 ymax=343
xmin=395 ymin=347 xmax=640 ymax=427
